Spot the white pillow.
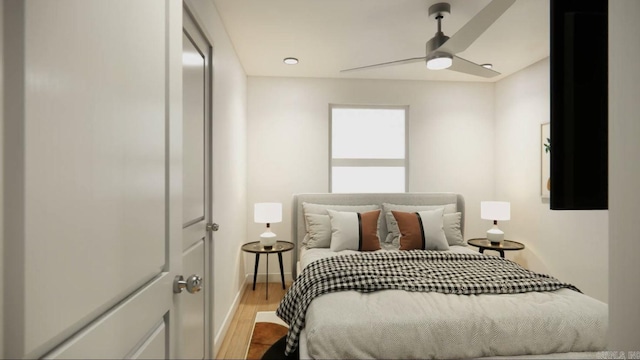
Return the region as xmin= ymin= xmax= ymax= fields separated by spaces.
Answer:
xmin=387 ymin=211 xmax=464 ymax=246
xmin=382 ymin=203 xmax=458 ymax=244
xmin=305 ymin=213 xmax=332 ymax=248
xmin=391 ymin=209 xmax=449 ymax=251
xmin=327 ymin=209 xmax=382 ymax=252
xmin=302 ymin=202 xmax=380 ymax=246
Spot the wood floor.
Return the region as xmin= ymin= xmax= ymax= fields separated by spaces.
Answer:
xmin=216 ymin=281 xmax=291 ymax=359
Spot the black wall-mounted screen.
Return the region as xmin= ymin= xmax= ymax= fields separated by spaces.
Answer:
xmin=550 ymin=0 xmax=608 ymax=210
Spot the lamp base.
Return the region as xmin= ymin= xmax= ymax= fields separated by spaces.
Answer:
xmin=260 ymin=230 xmax=277 ymax=248
xmin=486 ymin=225 xmax=504 ymax=244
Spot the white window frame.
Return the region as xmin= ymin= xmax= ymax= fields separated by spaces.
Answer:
xmin=329 ymin=104 xmax=409 ymax=193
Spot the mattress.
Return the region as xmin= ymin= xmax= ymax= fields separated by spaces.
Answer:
xmin=296 ymin=246 xmax=607 ymax=359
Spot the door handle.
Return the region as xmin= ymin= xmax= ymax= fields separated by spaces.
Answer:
xmin=206 ymin=223 xmax=219 ymax=232
xmin=173 ymin=274 xmax=203 ymax=294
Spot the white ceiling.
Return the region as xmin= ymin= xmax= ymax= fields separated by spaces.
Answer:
xmin=212 ymin=0 xmax=549 ymax=82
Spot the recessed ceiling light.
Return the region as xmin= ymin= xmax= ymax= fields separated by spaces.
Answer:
xmin=283 ymin=57 xmax=299 ymax=65
xmin=481 ymin=63 xmax=493 ymax=69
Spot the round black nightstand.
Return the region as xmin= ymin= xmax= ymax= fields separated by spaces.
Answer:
xmin=467 ymin=238 xmax=525 ymax=258
xmin=241 ymin=241 xmax=294 ymax=299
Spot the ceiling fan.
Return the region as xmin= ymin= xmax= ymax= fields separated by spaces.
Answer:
xmin=341 ymin=0 xmax=516 ymax=78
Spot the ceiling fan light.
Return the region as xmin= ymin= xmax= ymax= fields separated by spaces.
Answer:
xmin=426 ymin=55 xmax=452 ymax=70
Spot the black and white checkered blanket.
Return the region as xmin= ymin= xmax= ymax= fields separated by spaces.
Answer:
xmin=275 ymin=251 xmax=580 ymax=356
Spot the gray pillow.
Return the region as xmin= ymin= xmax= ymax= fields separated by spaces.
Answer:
xmin=305 ymin=213 xmax=332 ymax=248
xmin=442 ymin=212 xmax=465 ymax=246
xmin=303 ymin=202 xmax=380 ymax=215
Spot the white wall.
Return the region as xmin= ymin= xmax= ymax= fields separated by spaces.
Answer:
xmin=245 ymin=61 xmax=611 ymax=304
xmin=187 ymin=0 xmax=248 ymax=355
xmin=609 ymin=0 xmax=640 ymax=350
xmin=247 ymin=76 xmax=496 ymax=277
xmin=494 ymin=58 xmax=608 ymax=302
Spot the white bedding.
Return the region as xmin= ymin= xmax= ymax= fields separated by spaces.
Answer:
xmin=297 ymin=246 xmax=607 ymax=359
xmin=300 ymin=243 xmax=475 ymax=268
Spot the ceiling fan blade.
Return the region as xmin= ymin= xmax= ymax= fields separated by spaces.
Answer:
xmin=439 ymin=0 xmax=515 ymax=54
xmin=448 ymin=55 xmax=501 ymax=78
xmin=340 ymin=57 xmax=426 ymax=72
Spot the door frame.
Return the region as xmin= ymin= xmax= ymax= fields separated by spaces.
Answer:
xmin=182 ymin=2 xmax=215 ymax=358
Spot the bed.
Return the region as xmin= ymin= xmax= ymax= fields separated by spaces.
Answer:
xmin=276 ymin=193 xmax=608 ymax=359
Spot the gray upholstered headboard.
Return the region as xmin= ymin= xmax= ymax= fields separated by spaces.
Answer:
xmin=290 ymin=192 xmax=465 ymax=278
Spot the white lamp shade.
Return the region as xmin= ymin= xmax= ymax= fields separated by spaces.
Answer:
xmin=254 ymin=202 xmax=282 ymax=223
xmin=481 ymin=201 xmax=511 ymax=221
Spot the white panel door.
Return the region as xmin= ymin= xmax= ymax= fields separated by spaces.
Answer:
xmin=180 ymin=6 xmax=214 ymax=360
xmin=2 ymin=1 xmax=186 ymax=358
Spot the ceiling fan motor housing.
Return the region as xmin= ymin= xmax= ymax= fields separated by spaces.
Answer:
xmin=426 ymin=2 xmax=452 ymax=57
xmin=426 ymin=32 xmax=450 ymax=54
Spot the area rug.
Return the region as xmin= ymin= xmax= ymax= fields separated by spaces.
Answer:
xmin=246 ymin=311 xmax=298 ymax=360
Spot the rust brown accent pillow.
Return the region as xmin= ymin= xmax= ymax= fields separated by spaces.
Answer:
xmin=392 ymin=209 xmax=449 ymax=251
xmin=392 ymin=210 xmax=425 ymax=250
xmin=359 ymin=210 xmax=382 ymax=251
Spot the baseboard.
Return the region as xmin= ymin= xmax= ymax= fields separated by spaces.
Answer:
xmin=213 ymin=276 xmax=248 ymax=357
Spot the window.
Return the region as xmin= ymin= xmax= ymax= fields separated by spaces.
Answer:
xmin=330 ymin=105 xmax=408 ymax=193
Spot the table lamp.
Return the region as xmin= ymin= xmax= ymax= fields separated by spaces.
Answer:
xmin=481 ymin=201 xmax=510 ymax=244
xmin=254 ymin=202 xmax=282 ymax=248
